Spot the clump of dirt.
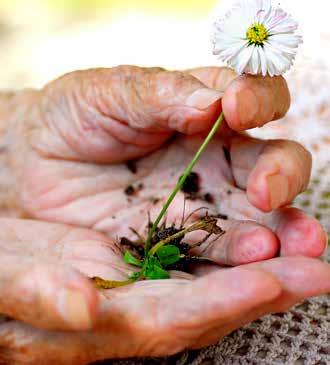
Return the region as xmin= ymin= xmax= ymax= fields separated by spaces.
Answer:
xmin=215 ymin=213 xmax=228 ymax=220
xmin=223 ymin=146 xmax=231 ymax=164
xmin=124 ymin=185 xmax=135 ymax=196
xmin=136 ymin=215 xmax=224 ymax=272
xmin=92 ymin=214 xmax=226 ymax=289
xmin=204 ymin=193 xmax=214 ymax=203
xmin=150 ymin=197 xmax=160 ymax=205
xmin=126 ymin=160 xmax=138 ymax=174
xmin=151 ymin=226 xmax=183 ymax=246
xmin=180 ymin=172 xmax=215 ymax=204
xmin=181 ymin=172 xmax=200 ymax=194
xmin=124 ymin=182 xmax=144 ymax=196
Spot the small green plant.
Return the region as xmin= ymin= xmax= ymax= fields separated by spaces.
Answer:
xmin=92 ymin=112 xmax=224 ymax=289
xmin=93 ymin=214 xmax=224 ymax=288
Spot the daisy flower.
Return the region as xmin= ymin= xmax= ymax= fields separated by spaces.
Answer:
xmin=212 ymin=0 xmax=303 ymax=76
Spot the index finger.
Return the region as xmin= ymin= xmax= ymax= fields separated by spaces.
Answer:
xmin=188 ymin=67 xmax=291 ymax=131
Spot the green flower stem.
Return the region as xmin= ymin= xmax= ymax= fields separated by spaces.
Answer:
xmin=92 ymin=277 xmax=135 ymax=289
xmin=145 ymin=111 xmax=225 ymax=253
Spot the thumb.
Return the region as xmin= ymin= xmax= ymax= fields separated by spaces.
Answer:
xmin=35 ymin=66 xmax=223 ymax=163
xmin=0 ymin=255 xmax=99 ymax=331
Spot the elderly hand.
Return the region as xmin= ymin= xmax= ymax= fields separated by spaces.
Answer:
xmin=7 ymin=65 xmax=325 ymax=263
xmin=0 ymin=218 xmax=329 ymax=364
xmin=0 ymin=66 xmax=328 ymax=364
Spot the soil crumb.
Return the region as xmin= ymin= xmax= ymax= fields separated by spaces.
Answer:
xmin=223 ymin=146 xmax=231 ymax=164
xmin=126 ymin=160 xmax=137 ymax=174
xmin=204 ymin=193 xmax=214 ymax=203
xmin=180 ymin=172 xmax=200 ymax=194
xmin=150 ymin=197 xmax=160 ymax=205
xmin=152 ymin=226 xmax=183 ymax=246
xmin=124 ymin=185 xmax=135 ymax=196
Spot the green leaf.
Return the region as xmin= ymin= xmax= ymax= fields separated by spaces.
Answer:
xmin=129 ymin=271 xmax=142 ymax=281
xmin=145 ymin=265 xmax=170 ymax=280
xmin=123 ymin=251 xmax=143 ymax=267
xmin=156 ymin=245 xmax=181 ymax=267
xmin=144 ymin=256 xmax=170 ymax=280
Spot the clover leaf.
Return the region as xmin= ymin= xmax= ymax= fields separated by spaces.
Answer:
xmin=156 ymin=245 xmax=181 ymax=267
xmin=144 ymin=256 xmax=170 ymax=280
xmin=123 ymin=251 xmax=143 ymax=267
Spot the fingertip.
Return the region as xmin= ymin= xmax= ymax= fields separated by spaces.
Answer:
xmin=12 ymin=264 xmax=100 ymax=331
xmin=255 ymin=257 xmax=330 ymax=299
xmin=222 ymin=74 xmax=290 ymax=131
xmin=231 ymin=267 xmax=282 ymax=302
xmin=196 ymin=220 xmax=280 ymax=267
xmin=248 ymin=173 xmax=290 ymax=213
xmin=245 ymin=139 xmax=312 ymax=213
xmin=246 ymin=172 xmax=273 ymax=213
xmin=68 ymin=275 xmax=100 ymax=330
xmin=59 ymin=283 xmax=99 ymax=331
xmin=233 ymin=225 xmax=280 ymax=265
xmin=276 ymin=209 xmax=328 ymax=258
xmin=197 ymin=266 xmax=282 ymax=312
xmin=247 ymin=164 xmax=290 ymax=213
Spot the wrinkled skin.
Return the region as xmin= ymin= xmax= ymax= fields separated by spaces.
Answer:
xmin=0 ymin=66 xmax=328 ymax=364
xmin=0 ymin=219 xmax=330 ymax=364
xmin=19 ymin=66 xmax=326 ymax=259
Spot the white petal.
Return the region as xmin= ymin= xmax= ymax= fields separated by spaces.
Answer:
xmin=248 ymin=47 xmax=260 ymax=75
xmin=270 ymin=34 xmax=303 ymax=50
xmin=263 ymin=42 xmax=291 ymax=75
xmin=257 ymin=47 xmax=268 ymax=76
xmin=255 ymin=0 xmax=272 ymax=23
xmin=231 ymin=45 xmax=254 ymax=74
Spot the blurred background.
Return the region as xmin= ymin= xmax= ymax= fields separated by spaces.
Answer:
xmin=0 ymin=0 xmax=329 ymax=88
xmin=0 ymin=0 xmax=329 ymax=163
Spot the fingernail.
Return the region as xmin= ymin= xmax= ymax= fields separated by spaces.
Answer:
xmin=185 ymin=88 xmax=223 ymax=109
xmin=267 ymin=174 xmax=289 ymax=210
xmin=58 ymin=289 xmax=93 ymax=330
xmin=237 ymin=88 xmax=259 ymax=127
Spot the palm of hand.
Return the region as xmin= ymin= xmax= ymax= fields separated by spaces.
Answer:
xmin=24 ymin=131 xmax=268 ymax=254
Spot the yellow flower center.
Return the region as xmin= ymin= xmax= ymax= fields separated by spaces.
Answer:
xmin=246 ymin=23 xmax=269 ymax=46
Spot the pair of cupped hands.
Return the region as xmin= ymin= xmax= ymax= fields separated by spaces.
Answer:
xmin=0 ymin=65 xmax=328 ymax=364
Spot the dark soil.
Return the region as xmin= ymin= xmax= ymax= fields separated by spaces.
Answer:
xmin=212 ymin=213 xmax=228 ymax=220
xmin=223 ymin=146 xmax=231 ymax=164
xmin=126 ymin=160 xmax=137 ymax=174
xmin=203 ymin=193 xmax=214 ymax=203
xmin=180 ymin=172 xmax=200 ymax=194
xmin=120 ymin=237 xmax=144 ymax=257
xmin=151 ymin=226 xmax=183 ymax=246
xmin=124 ymin=185 xmax=135 ymax=196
